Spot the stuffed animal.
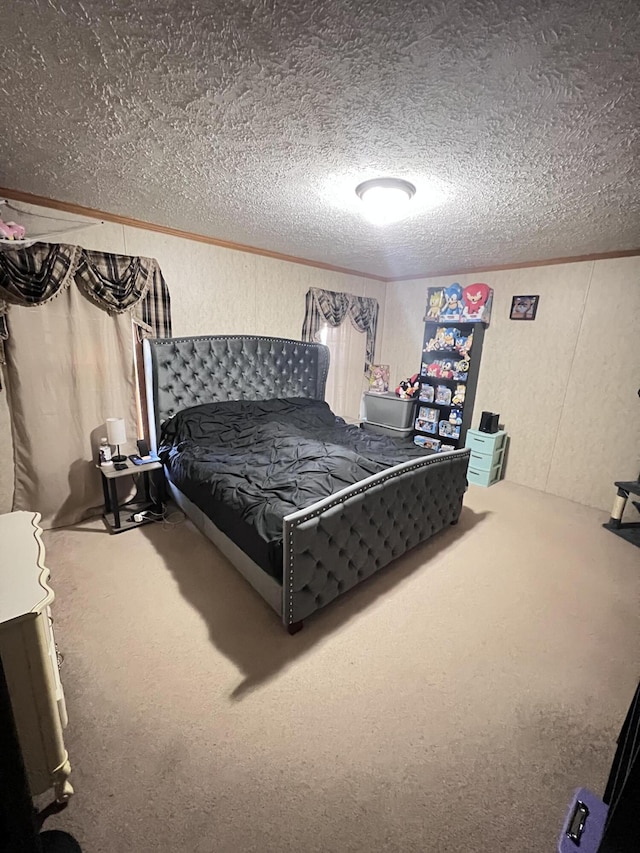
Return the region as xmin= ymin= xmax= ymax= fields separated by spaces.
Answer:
xmin=462 ymin=282 xmax=491 ymax=320
xmin=443 ymin=328 xmax=457 ymax=348
xmin=426 ymin=327 xmax=447 ymax=351
xmin=395 ymin=373 xmax=420 ymax=399
xmin=452 ymin=384 xmax=466 ymax=406
xmin=426 ymin=289 xmax=444 ymax=320
xmin=440 ymin=283 xmax=463 ymax=320
xmin=455 ymin=330 xmax=473 ymax=359
xmin=0 ymin=217 xmax=26 ymax=240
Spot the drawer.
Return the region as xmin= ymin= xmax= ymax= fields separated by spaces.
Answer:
xmin=465 ymin=430 xmax=506 ymax=455
xmin=467 ymin=449 xmax=502 ymax=471
xmin=467 ymin=461 xmax=502 ymax=487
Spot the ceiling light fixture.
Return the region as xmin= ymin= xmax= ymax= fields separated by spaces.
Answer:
xmin=355 ymin=177 xmax=416 ymax=225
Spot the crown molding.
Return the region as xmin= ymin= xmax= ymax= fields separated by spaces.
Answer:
xmin=3 ymin=186 xmax=639 ymax=284
xmin=384 ymin=248 xmax=640 ymax=282
xmin=0 ymin=187 xmax=388 ymax=283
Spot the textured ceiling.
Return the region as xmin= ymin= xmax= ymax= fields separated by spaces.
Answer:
xmin=0 ymin=0 xmax=639 ymax=278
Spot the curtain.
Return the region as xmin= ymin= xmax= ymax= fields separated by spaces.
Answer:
xmin=302 ymin=287 xmax=378 ymax=373
xmin=0 ymin=243 xmax=80 ymax=307
xmin=348 ymin=294 xmax=378 ymax=371
xmin=0 ymin=243 xmax=81 ymax=365
xmin=0 ymin=243 xmax=171 ymax=356
xmin=302 ymin=287 xmax=378 ymax=422
xmin=137 ymin=270 xmax=172 ymax=339
xmin=319 ymin=322 xmax=368 ymax=422
xmin=6 ymin=285 xmax=136 ymax=528
xmin=0 ymin=242 xmax=172 ymax=528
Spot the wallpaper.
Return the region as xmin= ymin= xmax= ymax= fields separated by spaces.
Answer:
xmin=380 ymin=258 xmax=640 ymax=511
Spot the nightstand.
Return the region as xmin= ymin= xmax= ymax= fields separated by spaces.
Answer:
xmin=98 ymin=458 xmax=163 ymax=533
xmin=464 ymin=429 xmax=507 ymax=487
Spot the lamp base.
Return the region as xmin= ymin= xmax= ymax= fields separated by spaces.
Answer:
xmin=112 ymin=444 xmax=126 ymax=463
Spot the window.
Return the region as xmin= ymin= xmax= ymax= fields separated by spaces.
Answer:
xmin=302 ymin=287 xmax=379 ymax=424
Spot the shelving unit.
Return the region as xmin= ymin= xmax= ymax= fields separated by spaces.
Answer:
xmin=412 ymin=283 xmax=493 ymax=453
xmin=414 ymin=321 xmax=485 ymax=451
xmin=0 ymin=199 xmax=100 ymax=250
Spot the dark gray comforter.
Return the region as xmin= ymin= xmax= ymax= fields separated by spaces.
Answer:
xmin=159 ymin=397 xmax=429 ymax=577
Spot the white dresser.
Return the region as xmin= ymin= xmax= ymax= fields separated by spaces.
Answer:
xmin=0 ymin=511 xmax=73 ymax=802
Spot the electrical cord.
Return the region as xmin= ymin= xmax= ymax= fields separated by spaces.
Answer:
xmin=131 ymin=504 xmax=185 ymax=527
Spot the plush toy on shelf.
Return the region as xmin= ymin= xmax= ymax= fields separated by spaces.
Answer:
xmin=395 ymin=373 xmax=420 ymax=399
xmin=0 ymin=217 xmax=26 ymax=240
xmin=452 ymin=384 xmax=466 ymax=406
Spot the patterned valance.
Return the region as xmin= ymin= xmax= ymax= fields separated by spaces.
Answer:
xmin=0 ymin=242 xmax=80 ymax=307
xmin=0 ymin=243 xmax=172 ymax=364
xmin=76 ymin=250 xmax=153 ymax=313
xmin=301 ymin=287 xmax=379 ymax=373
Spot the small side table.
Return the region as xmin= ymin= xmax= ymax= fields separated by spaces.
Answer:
xmin=97 ymin=459 xmax=163 ymax=533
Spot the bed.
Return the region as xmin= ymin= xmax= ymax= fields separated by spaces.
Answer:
xmin=143 ymin=335 xmax=470 ymax=633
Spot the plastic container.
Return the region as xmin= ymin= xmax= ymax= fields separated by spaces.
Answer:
xmin=362 ymin=392 xmax=416 ymax=429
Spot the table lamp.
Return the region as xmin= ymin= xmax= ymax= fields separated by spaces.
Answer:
xmin=106 ymin=417 xmax=127 ymax=462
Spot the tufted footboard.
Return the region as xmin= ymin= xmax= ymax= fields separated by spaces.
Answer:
xmin=282 ymin=448 xmax=470 ymax=625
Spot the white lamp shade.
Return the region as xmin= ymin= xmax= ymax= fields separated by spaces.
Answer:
xmin=106 ymin=417 xmax=127 ymax=446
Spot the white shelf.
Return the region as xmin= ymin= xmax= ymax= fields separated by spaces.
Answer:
xmin=0 ymin=199 xmax=101 ymax=249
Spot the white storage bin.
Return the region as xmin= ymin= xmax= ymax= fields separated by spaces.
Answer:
xmin=362 ymin=392 xmax=416 ymax=429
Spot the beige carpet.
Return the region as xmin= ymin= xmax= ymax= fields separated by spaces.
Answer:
xmin=38 ymin=481 xmax=640 ymax=852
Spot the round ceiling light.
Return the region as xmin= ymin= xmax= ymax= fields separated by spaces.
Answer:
xmin=355 ymin=177 xmax=416 ymax=225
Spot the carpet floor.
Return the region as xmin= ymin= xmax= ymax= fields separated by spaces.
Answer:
xmin=37 ymin=481 xmax=640 ymax=852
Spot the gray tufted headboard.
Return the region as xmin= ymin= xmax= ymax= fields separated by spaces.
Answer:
xmin=143 ymin=335 xmax=330 ymax=451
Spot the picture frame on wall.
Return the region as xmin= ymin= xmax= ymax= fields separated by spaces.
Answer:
xmin=510 ymin=295 xmax=539 ymax=320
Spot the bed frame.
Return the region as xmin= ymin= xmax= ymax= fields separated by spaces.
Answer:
xmin=143 ymin=335 xmax=470 ymax=633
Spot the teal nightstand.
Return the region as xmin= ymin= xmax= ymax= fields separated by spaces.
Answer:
xmin=464 ymin=429 xmax=506 ymax=487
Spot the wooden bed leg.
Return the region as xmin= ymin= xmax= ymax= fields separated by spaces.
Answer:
xmin=287 ymin=620 xmax=304 ymax=635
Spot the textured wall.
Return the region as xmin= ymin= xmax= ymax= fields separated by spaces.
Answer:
xmin=381 ymin=259 xmax=640 ymax=510
xmin=1 ymin=0 xmax=639 ymax=277
xmin=0 ymin=205 xmax=384 ymax=512
xmin=2 ymin=200 xmax=637 ymax=514
xmin=546 ymin=259 xmax=640 ymax=509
